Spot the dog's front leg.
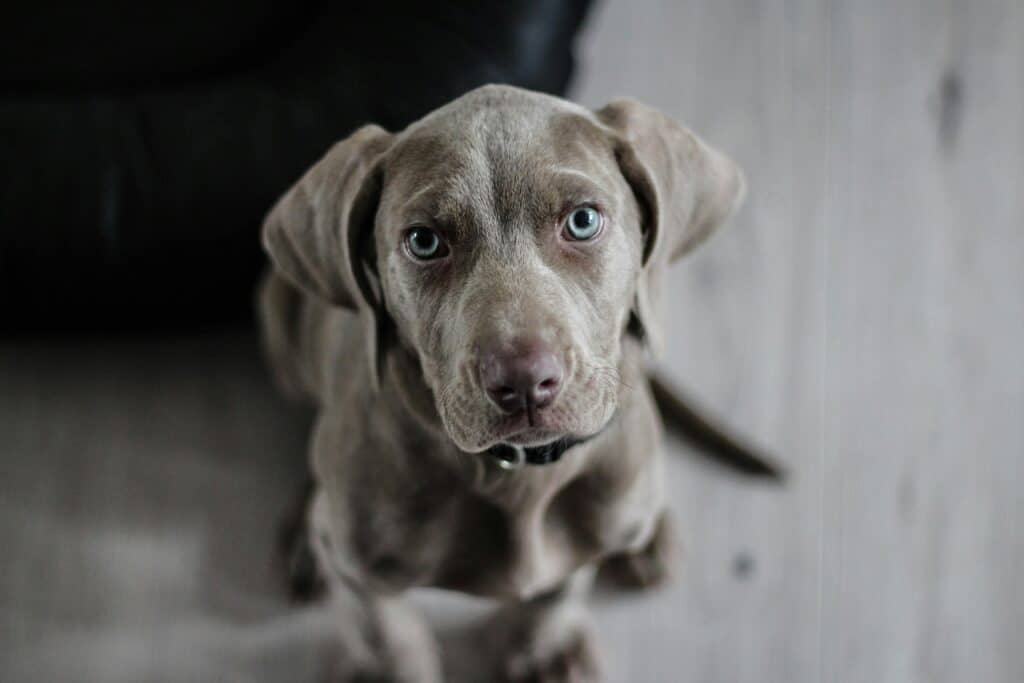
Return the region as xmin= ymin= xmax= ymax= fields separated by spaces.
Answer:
xmin=486 ymin=566 xmax=601 ymax=683
xmin=320 ymin=586 xmax=441 ymax=683
xmin=307 ymin=496 xmax=441 ymax=683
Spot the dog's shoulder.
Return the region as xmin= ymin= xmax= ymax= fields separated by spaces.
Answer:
xmin=310 ymin=396 xmax=467 ymax=591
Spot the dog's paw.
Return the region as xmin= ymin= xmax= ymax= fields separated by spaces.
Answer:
xmin=324 ymin=660 xmax=437 ymax=683
xmin=599 ymin=512 xmax=679 ymax=591
xmin=321 ymin=646 xmax=423 ymax=683
xmin=326 ymin=671 xmax=389 ymax=683
xmin=324 ymin=663 xmax=398 ymax=683
xmin=502 ymin=624 xmax=600 ymax=683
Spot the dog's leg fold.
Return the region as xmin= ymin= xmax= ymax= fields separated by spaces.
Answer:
xmin=598 ymin=509 xmax=679 ymax=591
xmin=277 ymin=476 xmax=328 ymax=603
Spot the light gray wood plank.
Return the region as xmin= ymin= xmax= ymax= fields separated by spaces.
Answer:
xmin=820 ymin=2 xmax=1023 ymax=682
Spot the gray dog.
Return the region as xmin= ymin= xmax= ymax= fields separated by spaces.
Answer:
xmin=259 ymin=84 xmax=760 ymax=681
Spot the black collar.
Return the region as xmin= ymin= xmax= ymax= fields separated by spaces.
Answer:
xmin=484 ymin=420 xmax=612 ymax=469
xmin=486 ymin=409 xmax=619 ymax=469
xmin=485 ymin=437 xmax=580 ymax=468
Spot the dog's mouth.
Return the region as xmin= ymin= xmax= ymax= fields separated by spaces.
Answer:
xmin=490 ymin=409 xmax=566 ymax=445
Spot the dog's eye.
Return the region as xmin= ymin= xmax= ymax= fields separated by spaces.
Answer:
xmin=405 ymin=227 xmax=448 ymax=260
xmin=563 ymin=206 xmax=603 ymax=241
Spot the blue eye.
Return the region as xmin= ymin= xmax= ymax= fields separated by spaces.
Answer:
xmin=405 ymin=227 xmax=448 ymax=260
xmin=563 ymin=206 xmax=603 ymax=241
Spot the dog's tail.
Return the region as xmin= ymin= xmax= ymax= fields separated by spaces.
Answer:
xmin=648 ymin=372 xmax=785 ymax=481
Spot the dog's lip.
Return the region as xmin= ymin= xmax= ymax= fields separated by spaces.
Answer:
xmin=501 ymin=430 xmax=565 ymax=447
xmin=482 ymin=417 xmax=612 ymax=466
xmin=456 ymin=400 xmax=618 ymax=455
xmin=480 ymin=411 xmax=613 ymax=452
xmin=490 ymin=413 xmax=562 ymax=447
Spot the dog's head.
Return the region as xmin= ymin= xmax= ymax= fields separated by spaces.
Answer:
xmin=263 ymin=85 xmax=744 ymax=454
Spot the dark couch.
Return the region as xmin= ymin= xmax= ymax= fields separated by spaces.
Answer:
xmin=1 ymin=0 xmax=591 ymax=331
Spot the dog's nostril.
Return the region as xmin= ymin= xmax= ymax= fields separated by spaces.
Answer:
xmin=538 ymin=378 xmax=559 ymax=390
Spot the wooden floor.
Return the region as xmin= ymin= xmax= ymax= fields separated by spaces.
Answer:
xmin=2 ymin=1 xmax=1022 ymax=681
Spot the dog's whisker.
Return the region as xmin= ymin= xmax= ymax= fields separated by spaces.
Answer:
xmin=582 ymin=362 xmax=632 ymax=393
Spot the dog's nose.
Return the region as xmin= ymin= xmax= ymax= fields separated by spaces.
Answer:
xmin=480 ymin=342 xmax=564 ymax=415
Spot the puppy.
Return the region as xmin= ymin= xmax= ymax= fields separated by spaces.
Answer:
xmin=259 ymin=84 xmax=747 ymax=681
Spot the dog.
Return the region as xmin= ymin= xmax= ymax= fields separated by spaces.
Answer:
xmin=259 ymin=84 xmax=768 ymax=681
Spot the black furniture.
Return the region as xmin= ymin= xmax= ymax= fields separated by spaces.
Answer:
xmin=1 ymin=0 xmax=591 ymax=331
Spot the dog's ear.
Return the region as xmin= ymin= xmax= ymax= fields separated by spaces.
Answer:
xmin=261 ymin=124 xmax=393 ymax=389
xmin=596 ymin=99 xmax=746 ymax=354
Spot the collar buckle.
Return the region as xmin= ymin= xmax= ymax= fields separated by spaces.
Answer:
xmin=491 ymin=444 xmax=526 ymax=470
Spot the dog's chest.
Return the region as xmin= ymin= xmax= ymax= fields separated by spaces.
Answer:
xmin=349 ymin=454 xmax=662 ymax=599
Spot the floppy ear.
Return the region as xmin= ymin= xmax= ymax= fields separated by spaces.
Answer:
xmin=596 ymin=99 xmax=746 ymax=355
xmin=261 ymin=124 xmax=393 ymax=389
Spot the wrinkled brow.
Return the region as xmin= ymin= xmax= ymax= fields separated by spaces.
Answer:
xmin=394 ymin=182 xmax=442 ymax=222
xmin=391 ymin=183 xmax=485 ymax=236
xmin=537 ymin=168 xmax=617 ymax=217
xmin=386 ymin=162 xmax=616 ymax=241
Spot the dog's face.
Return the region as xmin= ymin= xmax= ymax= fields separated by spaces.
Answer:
xmin=374 ymin=97 xmax=641 ymax=452
xmin=263 ymin=85 xmax=745 ymax=454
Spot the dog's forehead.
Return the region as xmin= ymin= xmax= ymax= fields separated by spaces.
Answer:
xmin=403 ymin=84 xmax=598 ymax=149
xmin=380 ymin=86 xmax=613 ymax=224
